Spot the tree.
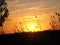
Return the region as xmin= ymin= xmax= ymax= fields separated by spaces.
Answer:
xmin=0 ymin=0 xmax=9 ymax=26
xmin=50 ymin=15 xmax=57 ymax=30
xmin=55 ymin=12 xmax=60 ymax=22
xmin=0 ymin=0 xmax=9 ymax=31
xmin=50 ymin=12 xmax=60 ymax=30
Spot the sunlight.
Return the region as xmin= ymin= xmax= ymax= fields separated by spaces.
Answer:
xmin=22 ymin=22 xmax=40 ymax=32
xmin=29 ymin=26 xmax=35 ymax=30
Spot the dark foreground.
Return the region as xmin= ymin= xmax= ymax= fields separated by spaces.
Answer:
xmin=0 ymin=30 xmax=60 ymax=45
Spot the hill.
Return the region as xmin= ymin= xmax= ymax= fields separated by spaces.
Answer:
xmin=0 ymin=30 xmax=60 ymax=45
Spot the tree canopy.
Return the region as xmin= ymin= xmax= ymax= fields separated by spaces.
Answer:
xmin=0 ymin=0 xmax=9 ymax=26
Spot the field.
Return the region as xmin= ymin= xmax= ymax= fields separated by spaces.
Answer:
xmin=0 ymin=30 xmax=60 ymax=45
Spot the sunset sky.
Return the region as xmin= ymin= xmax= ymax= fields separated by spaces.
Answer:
xmin=0 ymin=0 xmax=60 ymax=34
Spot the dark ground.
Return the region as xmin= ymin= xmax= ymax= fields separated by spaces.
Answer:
xmin=0 ymin=30 xmax=60 ymax=45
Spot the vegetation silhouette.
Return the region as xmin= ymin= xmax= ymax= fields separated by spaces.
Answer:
xmin=0 ymin=0 xmax=9 ymax=34
xmin=55 ymin=12 xmax=60 ymax=22
xmin=0 ymin=0 xmax=9 ymax=26
xmin=50 ymin=12 xmax=60 ymax=30
xmin=0 ymin=30 xmax=60 ymax=45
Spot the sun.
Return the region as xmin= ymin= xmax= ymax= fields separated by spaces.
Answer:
xmin=29 ymin=26 xmax=35 ymax=30
xmin=28 ymin=25 xmax=36 ymax=32
xmin=22 ymin=22 xmax=40 ymax=32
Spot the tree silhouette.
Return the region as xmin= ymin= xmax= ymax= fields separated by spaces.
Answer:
xmin=55 ymin=12 xmax=60 ymax=22
xmin=0 ymin=0 xmax=9 ymax=27
xmin=50 ymin=15 xmax=57 ymax=30
xmin=50 ymin=12 xmax=60 ymax=30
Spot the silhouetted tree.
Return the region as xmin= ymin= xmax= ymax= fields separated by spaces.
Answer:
xmin=0 ymin=0 xmax=9 ymax=32
xmin=50 ymin=12 xmax=60 ymax=30
xmin=0 ymin=0 xmax=9 ymax=27
xmin=35 ymin=16 xmax=42 ymax=30
xmin=50 ymin=15 xmax=57 ymax=30
xmin=55 ymin=12 xmax=60 ymax=22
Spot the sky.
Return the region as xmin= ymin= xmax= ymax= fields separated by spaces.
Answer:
xmin=0 ymin=0 xmax=60 ymax=34
xmin=6 ymin=0 xmax=60 ymax=17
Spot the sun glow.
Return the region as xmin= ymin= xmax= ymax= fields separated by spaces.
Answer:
xmin=22 ymin=22 xmax=40 ymax=32
xmin=29 ymin=26 xmax=35 ymax=30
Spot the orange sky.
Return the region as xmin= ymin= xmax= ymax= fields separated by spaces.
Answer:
xmin=0 ymin=0 xmax=60 ymax=34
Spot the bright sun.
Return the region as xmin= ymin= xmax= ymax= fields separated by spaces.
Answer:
xmin=29 ymin=26 xmax=35 ymax=30
xmin=22 ymin=22 xmax=40 ymax=32
xmin=28 ymin=25 xmax=35 ymax=32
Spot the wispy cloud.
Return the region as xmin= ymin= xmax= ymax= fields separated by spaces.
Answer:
xmin=6 ymin=0 xmax=60 ymax=17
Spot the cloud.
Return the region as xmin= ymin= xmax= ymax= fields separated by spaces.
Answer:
xmin=6 ymin=0 xmax=60 ymax=17
xmin=6 ymin=0 xmax=18 ymax=3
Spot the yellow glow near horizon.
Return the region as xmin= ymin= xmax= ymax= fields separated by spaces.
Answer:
xmin=22 ymin=22 xmax=40 ymax=32
xmin=29 ymin=26 xmax=35 ymax=30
